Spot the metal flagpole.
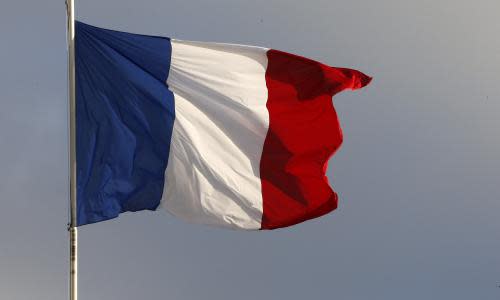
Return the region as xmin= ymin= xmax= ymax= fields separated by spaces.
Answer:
xmin=66 ymin=0 xmax=78 ymax=299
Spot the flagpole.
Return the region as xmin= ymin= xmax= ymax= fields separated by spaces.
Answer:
xmin=66 ymin=0 xmax=78 ymax=300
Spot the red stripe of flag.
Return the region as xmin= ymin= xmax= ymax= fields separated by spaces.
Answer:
xmin=260 ymin=49 xmax=371 ymax=229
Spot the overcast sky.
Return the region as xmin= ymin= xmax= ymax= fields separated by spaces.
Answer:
xmin=1 ymin=0 xmax=499 ymax=299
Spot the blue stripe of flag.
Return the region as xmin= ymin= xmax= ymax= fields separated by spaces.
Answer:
xmin=75 ymin=22 xmax=175 ymax=226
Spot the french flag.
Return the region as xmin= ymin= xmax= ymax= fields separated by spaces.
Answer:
xmin=75 ymin=22 xmax=371 ymax=229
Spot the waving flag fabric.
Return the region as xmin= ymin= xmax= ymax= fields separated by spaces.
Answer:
xmin=75 ymin=22 xmax=371 ymax=229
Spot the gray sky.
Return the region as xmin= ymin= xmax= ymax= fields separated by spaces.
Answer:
xmin=1 ymin=0 xmax=499 ymax=299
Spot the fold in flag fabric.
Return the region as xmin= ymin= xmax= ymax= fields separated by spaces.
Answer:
xmin=75 ymin=21 xmax=371 ymax=229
